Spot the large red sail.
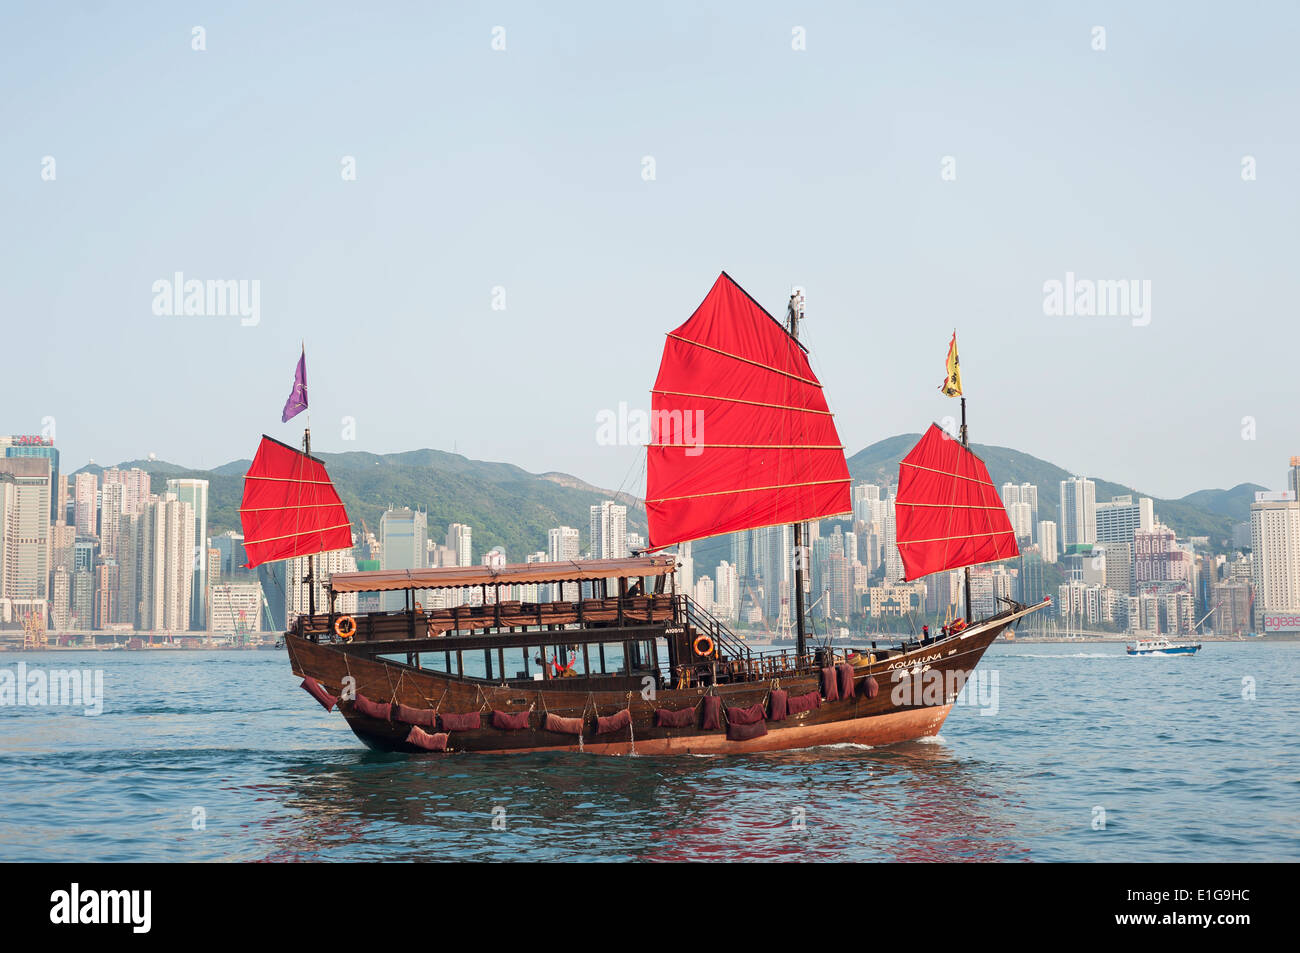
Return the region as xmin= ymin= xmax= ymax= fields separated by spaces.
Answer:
xmin=894 ymin=424 xmax=1019 ymax=580
xmin=646 ymin=272 xmax=851 ymax=550
xmin=239 ymin=435 xmax=353 ymax=568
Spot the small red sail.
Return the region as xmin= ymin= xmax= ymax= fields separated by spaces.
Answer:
xmin=239 ymin=435 xmax=353 ymax=568
xmin=646 ymin=272 xmax=851 ymax=550
xmin=894 ymin=424 xmax=1019 ymax=580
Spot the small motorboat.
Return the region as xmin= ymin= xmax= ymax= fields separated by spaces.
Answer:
xmin=1126 ymin=637 xmax=1200 ymax=656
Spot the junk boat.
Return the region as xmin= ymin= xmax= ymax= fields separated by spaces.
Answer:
xmin=245 ymin=273 xmax=1049 ymax=754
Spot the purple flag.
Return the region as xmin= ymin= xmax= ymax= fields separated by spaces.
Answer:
xmin=282 ymin=349 xmax=308 ymax=423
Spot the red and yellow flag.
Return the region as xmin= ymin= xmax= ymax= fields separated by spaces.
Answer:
xmin=938 ymin=331 xmax=962 ymax=397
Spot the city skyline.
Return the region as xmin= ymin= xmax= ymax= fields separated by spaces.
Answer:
xmin=3 ymin=4 xmax=1297 ymax=500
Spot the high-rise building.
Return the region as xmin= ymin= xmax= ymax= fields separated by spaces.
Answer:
xmin=165 ymin=479 xmax=209 ymax=629
xmin=1038 ymin=520 xmax=1058 ymax=562
xmin=1101 ymin=542 xmax=1133 ymax=596
xmin=1250 ymin=491 xmax=1300 ymax=628
xmin=1212 ymin=580 xmax=1253 ymax=636
xmin=207 ymin=582 xmax=265 ymax=635
xmin=102 ymin=466 xmax=151 ymax=516
xmin=138 ymin=494 xmax=195 ymax=631
xmin=676 ymin=540 xmax=694 ymax=597
xmin=0 ymin=458 xmax=52 ymax=621
xmin=94 ymin=561 xmax=119 ymax=628
xmin=589 ymin=501 xmax=628 ymax=560
xmin=1059 ymin=477 xmax=1097 ymax=547
xmin=883 ymin=497 xmax=903 ymax=582
xmin=547 ymin=526 xmax=580 ymax=601
xmin=1000 ymin=483 xmax=1039 ymax=542
xmin=1 ymin=435 xmax=60 ymax=520
xmin=210 ymin=531 xmax=248 ymax=578
xmin=74 ymin=471 xmax=98 ymax=536
xmin=852 ymin=483 xmax=882 ymax=527
xmin=715 ymin=560 xmax=739 ymax=622
xmin=71 ymin=568 xmax=94 ymax=630
xmin=115 ymin=512 xmax=141 ymax=626
xmin=1096 ymin=495 xmax=1151 ymax=546
xmin=730 ymin=529 xmax=753 ymax=584
xmin=286 ymin=549 xmax=358 ymax=626
xmin=1007 ymin=501 xmax=1034 ymax=542
xmin=99 ymin=480 xmax=125 ymax=560
xmin=381 ymin=508 xmax=428 ymax=611
xmin=445 ymin=523 xmax=472 ymax=567
xmin=49 ymin=565 xmax=71 ymax=630
xmin=754 ymin=523 xmax=793 ymax=624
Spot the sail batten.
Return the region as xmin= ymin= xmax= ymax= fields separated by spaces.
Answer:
xmin=240 ymin=435 xmax=353 ymax=568
xmin=894 ymin=424 xmax=1019 ymax=581
xmin=646 ymin=272 xmax=851 ymax=550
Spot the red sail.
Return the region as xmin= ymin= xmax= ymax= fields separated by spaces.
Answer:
xmin=894 ymin=424 xmax=1019 ymax=580
xmin=239 ymin=435 xmax=353 ymax=568
xmin=646 ymin=272 xmax=851 ymax=550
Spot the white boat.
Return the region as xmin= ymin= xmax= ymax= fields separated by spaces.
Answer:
xmin=1126 ymin=637 xmax=1200 ymax=656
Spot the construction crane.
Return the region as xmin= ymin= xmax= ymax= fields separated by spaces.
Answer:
xmin=22 ymin=610 xmax=47 ymax=650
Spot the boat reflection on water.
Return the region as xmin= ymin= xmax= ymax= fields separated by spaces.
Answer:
xmin=254 ymin=739 xmax=1030 ymax=862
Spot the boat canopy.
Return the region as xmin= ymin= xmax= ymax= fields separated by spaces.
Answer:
xmin=240 ymin=435 xmax=353 ymax=568
xmin=894 ymin=423 xmax=1019 ymax=581
xmin=327 ymin=554 xmax=677 ymax=594
xmin=645 ymin=272 xmax=851 ymax=550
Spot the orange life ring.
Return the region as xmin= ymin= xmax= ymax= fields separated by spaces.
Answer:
xmin=414 ymin=601 xmax=423 ymax=612
xmin=334 ymin=615 xmax=356 ymax=640
xmin=693 ymin=634 xmax=714 ymax=657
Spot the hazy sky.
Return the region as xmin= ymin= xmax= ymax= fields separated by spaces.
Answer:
xmin=3 ymin=2 xmax=1297 ymax=501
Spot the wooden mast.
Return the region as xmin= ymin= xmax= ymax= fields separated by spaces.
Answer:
xmin=960 ymin=395 xmax=973 ymax=622
xmin=788 ymin=288 xmax=807 ymax=660
xmin=302 ymin=339 xmax=315 ymax=619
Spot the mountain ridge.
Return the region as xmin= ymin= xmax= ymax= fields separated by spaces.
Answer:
xmin=70 ymin=436 xmax=1259 ymax=566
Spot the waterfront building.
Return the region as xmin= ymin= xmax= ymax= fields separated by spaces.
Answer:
xmin=1 ymin=435 xmax=60 ymax=520
xmin=165 ymin=478 xmax=210 ymax=629
xmin=0 ymin=457 xmax=52 ymax=622
xmin=1250 ymin=490 xmax=1300 ymax=628
xmin=138 ymin=494 xmax=194 ymax=631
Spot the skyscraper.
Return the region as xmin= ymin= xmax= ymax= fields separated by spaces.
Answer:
xmin=138 ymin=494 xmax=195 ymax=631
xmin=1059 ymin=476 xmax=1097 ymax=548
xmin=446 ymin=523 xmax=472 ymax=567
xmin=589 ymin=501 xmax=628 ymax=559
xmin=1038 ymin=520 xmax=1058 ymax=562
xmin=548 ymin=526 xmax=580 ymax=601
xmin=285 ymin=549 xmax=358 ymax=626
xmin=1 ymin=435 xmax=60 ymax=520
xmin=165 ymin=478 xmax=209 ymax=629
xmin=1250 ymin=491 xmax=1300 ymax=628
xmin=382 ymin=508 xmax=428 ymax=611
xmin=0 ymin=457 xmax=52 ymax=621
xmin=74 ymin=471 xmax=98 ymax=536
xmin=1096 ymin=495 xmax=1145 ymax=545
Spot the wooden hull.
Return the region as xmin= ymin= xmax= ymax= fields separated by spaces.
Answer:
xmin=286 ymin=606 xmax=1038 ymax=756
